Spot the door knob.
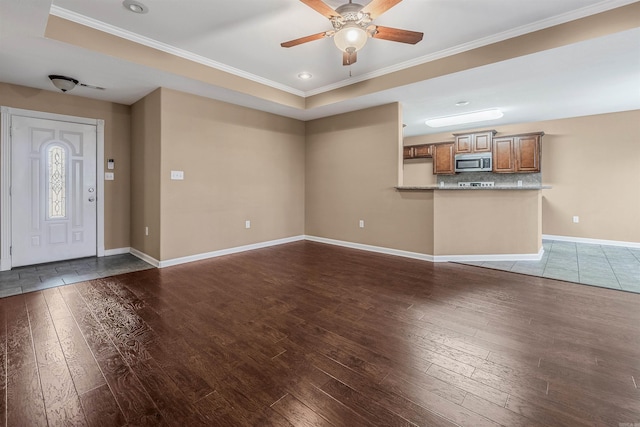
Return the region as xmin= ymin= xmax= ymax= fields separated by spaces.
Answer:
xmin=88 ymin=187 xmax=95 ymax=193
xmin=88 ymin=196 xmax=96 ymax=202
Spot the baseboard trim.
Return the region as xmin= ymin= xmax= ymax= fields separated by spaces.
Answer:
xmin=129 ymin=248 xmax=161 ymax=267
xmin=432 ymin=247 xmax=545 ymax=263
xmin=129 ymin=234 xmax=551 ymax=269
xmin=104 ymin=247 xmax=131 ymax=256
xmin=543 ymin=234 xmax=640 ymax=249
xmin=131 ymin=235 xmax=306 ymax=269
xmin=304 ymin=235 xmax=436 ymax=262
xmin=304 ymin=236 xmax=545 ymax=263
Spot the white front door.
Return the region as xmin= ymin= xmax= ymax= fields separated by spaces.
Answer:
xmin=11 ymin=116 xmax=97 ymax=267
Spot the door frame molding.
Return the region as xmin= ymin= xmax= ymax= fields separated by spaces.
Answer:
xmin=0 ymin=106 xmax=105 ymax=271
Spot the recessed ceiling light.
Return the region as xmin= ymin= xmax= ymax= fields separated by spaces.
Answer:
xmin=425 ymin=109 xmax=504 ymax=128
xmin=297 ymin=72 xmax=312 ymax=80
xmin=455 ymin=101 xmax=470 ymax=107
xmin=123 ymin=0 xmax=148 ymax=14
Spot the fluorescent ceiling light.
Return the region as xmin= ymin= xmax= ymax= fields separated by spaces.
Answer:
xmin=425 ymin=109 xmax=503 ymax=127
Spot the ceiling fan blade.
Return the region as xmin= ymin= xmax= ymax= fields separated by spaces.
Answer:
xmin=281 ymin=31 xmax=332 ymax=48
xmin=79 ymin=83 xmax=106 ymax=90
xmin=342 ymin=51 xmax=357 ymax=66
xmin=361 ymin=0 xmax=403 ymax=19
xmin=372 ymin=26 xmax=423 ymax=44
xmin=300 ymin=0 xmax=340 ymax=18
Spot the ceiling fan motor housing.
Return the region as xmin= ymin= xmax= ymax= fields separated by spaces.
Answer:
xmin=331 ymin=2 xmax=371 ymax=31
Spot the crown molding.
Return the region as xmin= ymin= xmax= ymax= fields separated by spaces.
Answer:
xmin=49 ymin=5 xmax=306 ymax=98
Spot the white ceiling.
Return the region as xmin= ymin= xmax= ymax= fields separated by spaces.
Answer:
xmin=0 ymin=0 xmax=639 ymax=136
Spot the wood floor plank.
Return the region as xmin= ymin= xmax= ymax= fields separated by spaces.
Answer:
xmin=0 ymin=298 xmax=7 ymax=427
xmin=271 ymin=393 xmax=334 ymax=427
xmin=5 ymin=295 xmax=48 ymax=426
xmin=379 ymin=371 xmax=501 ymax=427
xmin=461 ymin=393 xmax=545 ymax=427
xmin=34 ymin=337 xmax=88 ymax=426
xmin=80 ymin=383 xmax=127 ymax=427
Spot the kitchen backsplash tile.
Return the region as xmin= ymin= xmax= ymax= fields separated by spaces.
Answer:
xmin=437 ymin=172 xmax=541 ymax=187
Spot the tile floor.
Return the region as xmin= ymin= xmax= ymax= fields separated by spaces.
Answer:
xmin=0 ymin=253 xmax=155 ymax=298
xmin=463 ymin=240 xmax=640 ymax=293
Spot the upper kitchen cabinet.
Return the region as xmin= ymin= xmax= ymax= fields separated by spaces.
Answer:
xmin=403 ymin=144 xmax=433 ymax=159
xmin=493 ymin=132 xmax=544 ymax=173
xmin=516 ymin=133 xmax=543 ymax=172
xmin=433 ymin=142 xmax=455 ymax=174
xmin=454 ymin=130 xmax=496 ymax=154
xmin=413 ymin=144 xmax=433 ymax=158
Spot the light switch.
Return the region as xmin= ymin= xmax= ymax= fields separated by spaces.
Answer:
xmin=105 ymin=172 xmax=114 ymax=180
xmin=107 ymin=159 xmax=115 ymax=170
xmin=170 ymin=170 xmax=184 ymax=180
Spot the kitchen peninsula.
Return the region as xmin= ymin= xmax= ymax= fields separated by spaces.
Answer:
xmin=398 ymin=130 xmax=548 ymax=261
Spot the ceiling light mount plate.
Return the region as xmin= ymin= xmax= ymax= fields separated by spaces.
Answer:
xmin=123 ymin=0 xmax=148 ymax=14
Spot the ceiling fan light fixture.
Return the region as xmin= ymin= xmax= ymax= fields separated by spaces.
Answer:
xmin=48 ymin=75 xmax=78 ymax=92
xmin=425 ymin=109 xmax=504 ymax=128
xmin=334 ymin=25 xmax=368 ymax=53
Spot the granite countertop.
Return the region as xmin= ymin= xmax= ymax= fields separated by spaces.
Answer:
xmin=395 ymin=185 xmax=551 ymax=191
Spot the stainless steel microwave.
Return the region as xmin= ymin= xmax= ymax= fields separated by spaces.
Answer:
xmin=455 ymin=153 xmax=492 ymax=172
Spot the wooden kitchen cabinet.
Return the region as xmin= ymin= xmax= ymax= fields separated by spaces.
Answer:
xmin=493 ymin=132 xmax=543 ymax=173
xmin=413 ymin=144 xmax=432 ymax=158
xmin=493 ymin=137 xmax=516 ymax=172
xmin=433 ymin=142 xmax=455 ymax=174
xmin=454 ymin=130 xmax=496 ymax=154
xmin=403 ymin=144 xmax=433 ymax=159
xmin=516 ymin=134 xmax=541 ymax=172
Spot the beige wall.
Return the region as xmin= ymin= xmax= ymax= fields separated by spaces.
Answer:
xmin=0 ymin=82 xmax=131 ymax=250
xmin=154 ymin=88 xmax=305 ymax=261
xmin=306 ymin=103 xmax=435 ymax=255
xmin=130 ymin=88 xmax=162 ymax=259
xmin=405 ymin=110 xmax=640 ymax=244
xmin=433 ymin=191 xmax=541 ymax=256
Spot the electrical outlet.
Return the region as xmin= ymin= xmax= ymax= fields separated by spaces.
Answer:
xmin=517 ymin=180 xmax=523 ymax=187
xmin=245 ymin=220 xmax=251 ymax=229
xmin=105 ymin=172 xmax=114 ymax=180
xmin=572 ymin=216 xmax=579 ymax=224
xmin=170 ymin=170 xmax=184 ymax=180
xmin=359 ymin=220 xmax=364 ymax=228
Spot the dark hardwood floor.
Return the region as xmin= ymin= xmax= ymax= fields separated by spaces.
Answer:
xmin=1 ymin=241 xmax=638 ymax=426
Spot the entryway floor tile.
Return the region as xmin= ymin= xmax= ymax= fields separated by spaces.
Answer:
xmin=0 ymin=253 xmax=154 ymax=298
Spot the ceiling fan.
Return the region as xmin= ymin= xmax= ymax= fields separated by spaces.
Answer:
xmin=281 ymin=0 xmax=423 ymax=66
